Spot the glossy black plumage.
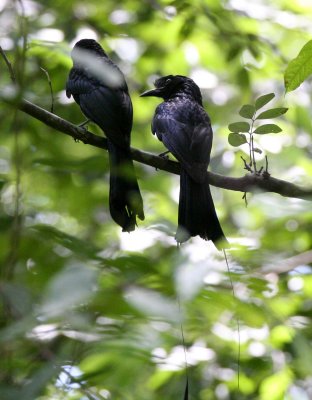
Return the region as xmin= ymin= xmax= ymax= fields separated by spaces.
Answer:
xmin=141 ymin=75 xmax=227 ymax=248
xmin=66 ymin=39 xmax=144 ymax=231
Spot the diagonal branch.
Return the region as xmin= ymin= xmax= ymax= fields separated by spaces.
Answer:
xmin=0 ymin=97 xmax=304 ymax=201
xmin=260 ymin=250 xmax=312 ymax=275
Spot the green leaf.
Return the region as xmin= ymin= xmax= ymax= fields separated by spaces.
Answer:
xmin=125 ymin=287 xmax=179 ymax=321
xmin=239 ymin=104 xmax=255 ymax=119
xmin=39 ymin=263 xmax=98 ymax=318
xmin=228 ymin=121 xmax=250 ymax=132
xmin=228 ymin=133 xmax=247 ymax=147
xmin=284 ymin=40 xmax=312 ymax=92
xmin=22 ymin=364 xmax=56 ymax=400
xmin=270 ymin=325 xmax=293 ymax=347
xmin=260 ymin=369 xmax=292 ymax=400
xmin=255 ymin=93 xmax=275 ymax=110
xmin=147 ymin=370 xmax=175 ymax=390
xmin=254 ymin=124 xmax=282 ymax=134
xmin=256 ymin=108 xmax=288 ymax=119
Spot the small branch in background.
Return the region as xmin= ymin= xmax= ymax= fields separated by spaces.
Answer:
xmin=0 ymin=46 xmax=22 ymax=280
xmin=60 ymin=366 xmax=106 ymax=400
xmin=248 ymin=112 xmax=257 ymax=173
xmin=260 ymin=250 xmax=312 ymax=275
xmin=2 ymin=112 xmax=23 ymax=281
xmin=250 ymin=130 xmax=257 ymax=173
xmin=240 ymin=156 xmax=253 ymax=173
xmin=40 ymin=67 xmax=54 ymax=113
xmin=263 ymin=155 xmax=270 ymax=179
xmin=0 ymin=46 xmax=16 ymax=82
xmin=242 ymin=192 xmax=248 ymax=207
xmin=15 ymin=0 xmax=28 ymax=87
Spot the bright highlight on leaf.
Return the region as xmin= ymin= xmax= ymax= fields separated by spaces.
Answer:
xmin=284 ymin=40 xmax=312 ymax=93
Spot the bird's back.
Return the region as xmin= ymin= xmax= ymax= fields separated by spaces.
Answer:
xmin=66 ymin=63 xmax=133 ymax=148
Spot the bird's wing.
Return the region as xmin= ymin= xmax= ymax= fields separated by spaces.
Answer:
xmin=67 ymin=70 xmax=132 ymax=147
xmin=152 ymin=108 xmax=212 ymax=183
xmin=66 ymin=69 xmax=96 ymax=99
xmin=81 ymin=86 xmax=132 ymax=134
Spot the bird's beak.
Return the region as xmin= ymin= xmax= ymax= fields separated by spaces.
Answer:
xmin=140 ymin=88 xmax=163 ymax=97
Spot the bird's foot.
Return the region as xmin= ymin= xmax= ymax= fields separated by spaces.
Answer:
xmin=158 ymin=150 xmax=170 ymax=159
xmin=74 ymin=120 xmax=89 ymax=143
xmin=155 ymin=150 xmax=170 ymax=170
xmin=79 ymin=119 xmax=90 ymax=128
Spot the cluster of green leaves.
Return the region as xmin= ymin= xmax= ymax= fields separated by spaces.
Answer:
xmin=228 ymin=93 xmax=288 ymax=172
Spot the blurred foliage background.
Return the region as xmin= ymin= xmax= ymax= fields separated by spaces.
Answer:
xmin=1 ymin=0 xmax=312 ymax=399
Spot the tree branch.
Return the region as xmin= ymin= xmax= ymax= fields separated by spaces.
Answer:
xmin=260 ymin=250 xmax=312 ymax=275
xmin=8 ymin=98 xmax=312 ymax=201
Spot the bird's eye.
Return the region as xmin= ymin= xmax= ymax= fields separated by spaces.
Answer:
xmin=165 ymin=78 xmax=171 ymax=85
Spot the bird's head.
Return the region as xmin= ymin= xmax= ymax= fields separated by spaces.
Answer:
xmin=70 ymin=39 xmax=124 ymax=88
xmin=71 ymin=39 xmax=108 ymax=64
xmin=140 ymin=75 xmax=202 ymax=104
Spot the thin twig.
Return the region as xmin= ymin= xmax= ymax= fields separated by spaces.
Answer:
xmin=251 ymin=134 xmax=257 ymax=172
xmin=0 ymin=46 xmax=16 ymax=82
xmin=259 ymin=250 xmax=312 ymax=275
xmin=241 ymin=156 xmax=253 ymax=173
xmin=178 ymin=297 xmax=189 ymax=384
xmin=60 ymin=366 xmax=106 ymax=400
xmin=262 ymin=155 xmax=270 ymax=179
xmin=223 ymin=249 xmax=241 ymax=390
xmin=249 ymin=115 xmax=257 ymax=173
xmin=15 ymin=0 xmax=28 ymax=87
xmin=40 ymin=67 xmax=54 ymax=113
xmin=1 ymin=6 xmax=25 ymax=281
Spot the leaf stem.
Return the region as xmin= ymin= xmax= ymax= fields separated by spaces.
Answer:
xmin=249 ymin=116 xmax=257 ymax=173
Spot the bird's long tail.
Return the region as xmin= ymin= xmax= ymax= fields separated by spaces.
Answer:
xmin=108 ymin=140 xmax=144 ymax=232
xmin=176 ymin=168 xmax=228 ymax=249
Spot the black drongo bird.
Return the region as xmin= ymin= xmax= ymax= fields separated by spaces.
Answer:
xmin=141 ymin=75 xmax=227 ymax=249
xmin=66 ymin=39 xmax=144 ymax=232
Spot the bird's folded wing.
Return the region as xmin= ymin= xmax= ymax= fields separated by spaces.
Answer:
xmin=152 ymin=115 xmax=212 ymax=183
xmin=66 ymin=70 xmax=97 ymax=97
xmin=69 ymin=81 xmax=132 ymax=148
